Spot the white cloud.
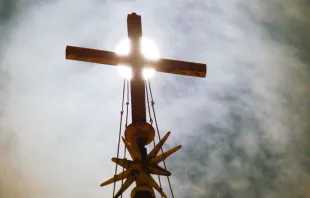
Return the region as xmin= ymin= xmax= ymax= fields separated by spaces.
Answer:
xmin=0 ymin=0 xmax=309 ymax=197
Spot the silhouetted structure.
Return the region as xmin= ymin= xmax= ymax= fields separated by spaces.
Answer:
xmin=65 ymin=13 xmax=206 ymax=198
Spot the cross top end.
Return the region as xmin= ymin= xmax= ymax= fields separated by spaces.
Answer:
xmin=127 ymin=13 xmax=142 ymax=39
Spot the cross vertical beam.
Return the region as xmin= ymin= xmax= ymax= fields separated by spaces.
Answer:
xmin=127 ymin=13 xmax=146 ymax=123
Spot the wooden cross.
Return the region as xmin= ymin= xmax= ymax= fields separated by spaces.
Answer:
xmin=66 ymin=13 xmax=206 ymax=124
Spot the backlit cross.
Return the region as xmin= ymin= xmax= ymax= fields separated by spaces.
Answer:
xmin=66 ymin=13 xmax=207 ymax=124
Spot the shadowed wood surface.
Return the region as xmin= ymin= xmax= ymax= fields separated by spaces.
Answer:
xmin=66 ymin=46 xmax=119 ymax=66
xmin=156 ymin=58 xmax=207 ymax=77
xmin=66 ymin=45 xmax=207 ymax=78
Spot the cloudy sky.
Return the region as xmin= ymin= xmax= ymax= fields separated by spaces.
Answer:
xmin=0 ymin=0 xmax=309 ymax=198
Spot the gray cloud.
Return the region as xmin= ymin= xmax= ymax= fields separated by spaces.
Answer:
xmin=0 ymin=0 xmax=309 ymax=198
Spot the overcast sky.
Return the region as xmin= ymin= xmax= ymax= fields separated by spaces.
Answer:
xmin=0 ymin=0 xmax=310 ymax=198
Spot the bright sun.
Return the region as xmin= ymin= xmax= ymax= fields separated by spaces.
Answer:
xmin=115 ymin=37 xmax=159 ymax=80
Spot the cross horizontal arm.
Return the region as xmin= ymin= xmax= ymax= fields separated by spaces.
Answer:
xmin=66 ymin=46 xmax=120 ymax=66
xmin=154 ymin=58 xmax=207 ymax=78
xmin=66 ymin=46 xmax=207 ymax=78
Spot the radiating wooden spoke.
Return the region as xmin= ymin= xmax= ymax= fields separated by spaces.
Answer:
xmin=111 ymin=158 xmax=133 ymax=169
xmin=100 ymin=168 xmax=131 ymax=187
xmin=114 ymin=173 xmax=135 ymax=198
xmin=122 ymin=137 xmax=141 ymax=160
xmin=150 ymin=145 xmax=182 ymax=164
xmin=146 ymin=173 xmax=167 ymax=198
xmin=148 ymin=164 xmax=171 ymax=176
xmin=147 ymin=131 xmax=170 ymax=159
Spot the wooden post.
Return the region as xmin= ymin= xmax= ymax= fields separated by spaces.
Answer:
xmin=127 ymin=13 xmax=146 ymax=124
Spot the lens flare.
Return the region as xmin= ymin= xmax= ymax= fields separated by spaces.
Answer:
xmin=117 ymin=65 xmax=132 ymax=79
xmin=140 ymin=37 xmax=159 ymax=60
xmin=116 ymin=38 xmax=131 ymax=56
xmin=116 ymin=39 xmax=132 ymax=79
xmin=141 ymin=37 xmax=159 ymax=79
xmin=116 ymin=37 xmax=159 ymax=79
xmin=143 ymin=68 xmax=156 ymax=80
